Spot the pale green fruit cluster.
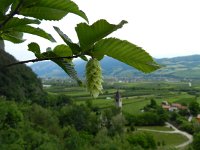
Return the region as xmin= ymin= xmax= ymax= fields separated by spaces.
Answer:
xmin=86 ymin=58 xmax=103 ymax=98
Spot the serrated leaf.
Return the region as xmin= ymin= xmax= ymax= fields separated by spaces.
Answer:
xmin=11 ymin=25 xmax=56 ymax=42
xmin=1 ymin=32 xmax=25 ymax=43
xmin=19 ymin=0 xmax=88 ymax=22
xmin=61 ymin=61 xmax=82 ymax=85
xmin=75 ymin=19 xmax=128 ymax=50
xmin=20 ymin=7 xmax=67 ymax=21
xmin=93 ymin=38 xmax=160 ymax=73
xmin=38 ymin=0 xmax=88 ymax=22
xmin=42 ymin=51 xmax=81 ymax=84
xmin=28 ymin=44 xmax=80 ymax=83
xmin=1 ymin=35 xmax=24 ymax=43
xmin=53 ymin=26 xmax=81 ymax=54
xmin=2 ymin=17 xmax=40 ymax=30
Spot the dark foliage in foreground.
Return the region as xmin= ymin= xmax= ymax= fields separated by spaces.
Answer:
xmin=0 ymin=97 xmax=157 ymax=150
xmin=0 ymin=50 xmax=45 ymax=102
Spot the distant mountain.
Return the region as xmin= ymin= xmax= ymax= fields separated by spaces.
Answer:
xmin=30 ymin=55 xmax=200 ymax=79
xmin=154 ymin=55 xmax=200 ymax=79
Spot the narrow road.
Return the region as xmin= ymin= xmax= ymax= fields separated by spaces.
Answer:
xmin=138 ymin=122 xmax=193 ymax=149
xmin=165 ymin=122 xmax=193 ymax=148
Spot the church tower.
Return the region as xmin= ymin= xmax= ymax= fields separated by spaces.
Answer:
xmin=115 ymin=90 xmax=122 ymax=108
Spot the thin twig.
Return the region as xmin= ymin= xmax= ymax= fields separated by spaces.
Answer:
xmin=0 ymin=0 xmax=23 ymax=29
xmin=1 ymin=55 xmax=81 ymax=69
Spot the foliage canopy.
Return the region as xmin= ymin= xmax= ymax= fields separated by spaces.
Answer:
xmin=0 ymin=0 xmax=160 ymax=97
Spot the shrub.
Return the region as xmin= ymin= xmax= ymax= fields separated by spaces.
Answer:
xmin=0 ymin=101 xmax=23 ymax=129
xmin=127 ymin=131 xmax=157 ymax=149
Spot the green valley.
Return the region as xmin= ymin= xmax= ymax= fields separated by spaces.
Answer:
xmin=40 ymin=79 xmax=200 ymax=150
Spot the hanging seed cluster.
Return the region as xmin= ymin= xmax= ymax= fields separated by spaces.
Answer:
xmin=86 ymin=58 xmax=103 ymax=98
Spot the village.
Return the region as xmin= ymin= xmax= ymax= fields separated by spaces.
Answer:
xmin=161 ymin=101 xmax=200 ymax=123
xmin=113 ymin=89 xmax=200 ymax=125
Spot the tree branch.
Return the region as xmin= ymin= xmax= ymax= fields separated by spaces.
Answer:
xmin=0 ymin=0 xmax=24 ymax=29
xmin=1 ymin=55 xmax=81 ymax=69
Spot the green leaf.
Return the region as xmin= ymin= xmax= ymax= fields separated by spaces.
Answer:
xmin=80 ymin=55 xmax=88 ymax=61
xmin=53 ymin=26 xmax=82 ymax=54
xmin=1 ymin=34 xmax=24 ymax=43
xmin=20 ymin=7 xmax=67 ymax=21
xmin=2 ymin=17 xmax=40 ymax=30
xmin=11 ymin=0 xmax=40 ymax=10
xmin=11 ymin=25 xmax=56 ymax=42
xmin=42 ymin=51 xmax=81 ymax=84
xmin=28 ymin=42 xmax=41 ymax=54
xmin=61 ymin=61 xmax=82 ymax=85
xmin=0 ymin=0 xmax=14 ymax=14
xmin=1 ymin=17 xmax=54 ymax=42
xmin=19 ymin=0 xmax=88 ymax=22
xmin=28 ymin=45 xmax=81 ymax=84
xmin=93 ymin=38 xmax=160 ymax=73
xmin=1 ymin=32 xmax=25 ymax=43
xmin=53 ymin=44 xmax=72 ymax=57
xmin=75 ymin=20 xmax=128 ymax=50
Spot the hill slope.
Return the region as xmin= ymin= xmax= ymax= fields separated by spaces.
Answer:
xmin=30 ymin=55 xmax=200 ymax=79
xmin=0 ymin=48 xmax=45 ymax=101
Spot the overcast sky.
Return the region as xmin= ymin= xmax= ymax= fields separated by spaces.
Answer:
xmin=5 ymin=0 xmax=200 ymax=61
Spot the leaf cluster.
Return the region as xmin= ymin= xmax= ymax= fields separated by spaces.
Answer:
xmin=0 ymin=0 xmax=87 ymax=43
xmin=0 ymin=0 xmax=161 ymax=97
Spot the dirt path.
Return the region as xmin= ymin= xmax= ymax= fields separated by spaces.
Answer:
xmin=165 ymin=122 xmax=193 ymax=148
xmin=138 ymin=122 xmax=193 ymax=149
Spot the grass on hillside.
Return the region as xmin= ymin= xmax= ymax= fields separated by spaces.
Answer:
xmin=134 ymin=131 xmax=188 ymax=149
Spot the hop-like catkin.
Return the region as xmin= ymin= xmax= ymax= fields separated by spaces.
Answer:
xmin=86 ymin=58 xmax=103 ymax=98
